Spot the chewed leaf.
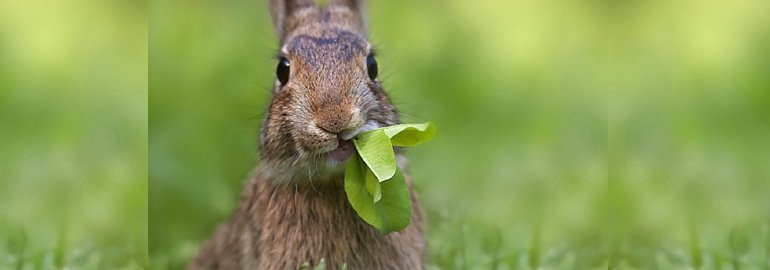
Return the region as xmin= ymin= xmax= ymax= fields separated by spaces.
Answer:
xmin=344 ymin=162 xmax=412 ymax=234
xmin=353 ymin=130 xmax=396 ymax=181
xmin=380 ymin=122 xmax=436 ymax=147
xmin=344 ymin=122 xmax=434 ymax=234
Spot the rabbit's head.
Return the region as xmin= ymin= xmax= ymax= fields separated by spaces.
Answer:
xmin=260 ymin=0 xmax=399 ymax=182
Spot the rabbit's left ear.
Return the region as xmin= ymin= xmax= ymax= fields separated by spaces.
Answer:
xmin=329 ymin=0 xmax=366 ymax=31
xmin=269 ymin=0 xmax=315 ymax=42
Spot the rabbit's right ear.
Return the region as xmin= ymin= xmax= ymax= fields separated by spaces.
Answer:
xmin=269 ymin=0 xmax=315 ymax=42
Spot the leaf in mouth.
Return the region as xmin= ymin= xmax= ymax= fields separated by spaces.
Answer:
xmin=343 ymin=122 xmax=435 ymax=234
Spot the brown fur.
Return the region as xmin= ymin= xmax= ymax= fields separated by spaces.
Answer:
xmin=188 ymin=171 xmax=425 ymax=269
xmin=188 ymin=0 xmax=426 ymax=269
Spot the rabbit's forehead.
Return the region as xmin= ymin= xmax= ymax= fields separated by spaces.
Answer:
xmin=283 ymin=28 xmax=369 ymax=69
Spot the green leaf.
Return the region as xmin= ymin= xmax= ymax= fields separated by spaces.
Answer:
xmin=345 ymin=156 xmax=412 ymax=234
xmin=364 ymin=166 xmax=382 ymax=203
xmin=380 ymin=122 xmax=436 ymax=147
xmin=344 ymin=122 xmax=434 ymax=234
xmin=345 ymin=152 xmax=365 ymax=194
xmin=352 ymin=129 xmax=396 ymax=181
xmin=346 ymin=154 xmax=381 ymax=203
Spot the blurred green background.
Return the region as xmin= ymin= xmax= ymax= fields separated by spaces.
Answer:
xmin=0 ymin=0 xmax=147 ymax=269
xmin=609 ymin=1 xmax=770 ymax=269
xmin=0 ymin=0 xmax=761 ymax=269
xmin=149 ymin=0 xmax=770 ymax=269
xmin=5 ymin=0 xmax=766 ymax=269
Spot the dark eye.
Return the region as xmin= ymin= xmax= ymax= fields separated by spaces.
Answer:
xmin=276 ymin=57 xmax=290 ymax=85
xmin=366 ymin=54 xmax=378 ymax=81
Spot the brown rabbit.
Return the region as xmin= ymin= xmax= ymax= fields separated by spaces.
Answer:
xmin=187 ymin=0 xmax=426 ymax=269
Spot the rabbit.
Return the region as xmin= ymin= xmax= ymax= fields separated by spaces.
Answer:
xmin=186 ymin=0 xmax=426 ymax=269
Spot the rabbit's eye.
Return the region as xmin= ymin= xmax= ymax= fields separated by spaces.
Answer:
xmin=276 ymin=57 xmax=290 ymax=85
xmin=366 ymin=54 xmax=378 ymax=81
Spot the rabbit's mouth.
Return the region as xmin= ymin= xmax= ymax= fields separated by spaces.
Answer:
xmin=328 ymin=139 xmax=354 ymax=162
xmin=321 ymin=120 xmax=379 ymax=163
xmin=263 ymin=120 xmax=384 ymax=182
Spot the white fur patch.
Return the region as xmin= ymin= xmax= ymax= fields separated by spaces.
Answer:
xmin=340 ymin=120 xmax=379 ymax=140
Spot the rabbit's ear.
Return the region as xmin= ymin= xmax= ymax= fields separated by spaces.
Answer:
xmin=270 ymin=0 xmax=315 ymax=41
xmin=329 ymin=0 xmax=362 ymax=11
xmin=329 ymin=0 xmax=365 ymax=29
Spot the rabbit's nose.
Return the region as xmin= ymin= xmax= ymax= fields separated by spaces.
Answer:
xmin=315 ymin=108 xmax=352 ymax=135
xmin=316 ymin=118 xmax=348 ymax=134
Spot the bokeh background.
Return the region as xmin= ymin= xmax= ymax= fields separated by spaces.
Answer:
xmin=73 ymin=0 xmax=770 ymax=269
xmin=5 ymin=0 xmax=767 ymax=269
xmin=609 ymin=1 xmax=770 ymax=269
xmin=150 ymin=0 xmax=770 ymax=269
xmin=0 ymin=0 xmax=147 ymax=269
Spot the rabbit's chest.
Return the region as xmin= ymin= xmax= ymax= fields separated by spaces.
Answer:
xmin=248 ymin=179 xmax=423 ymax=269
